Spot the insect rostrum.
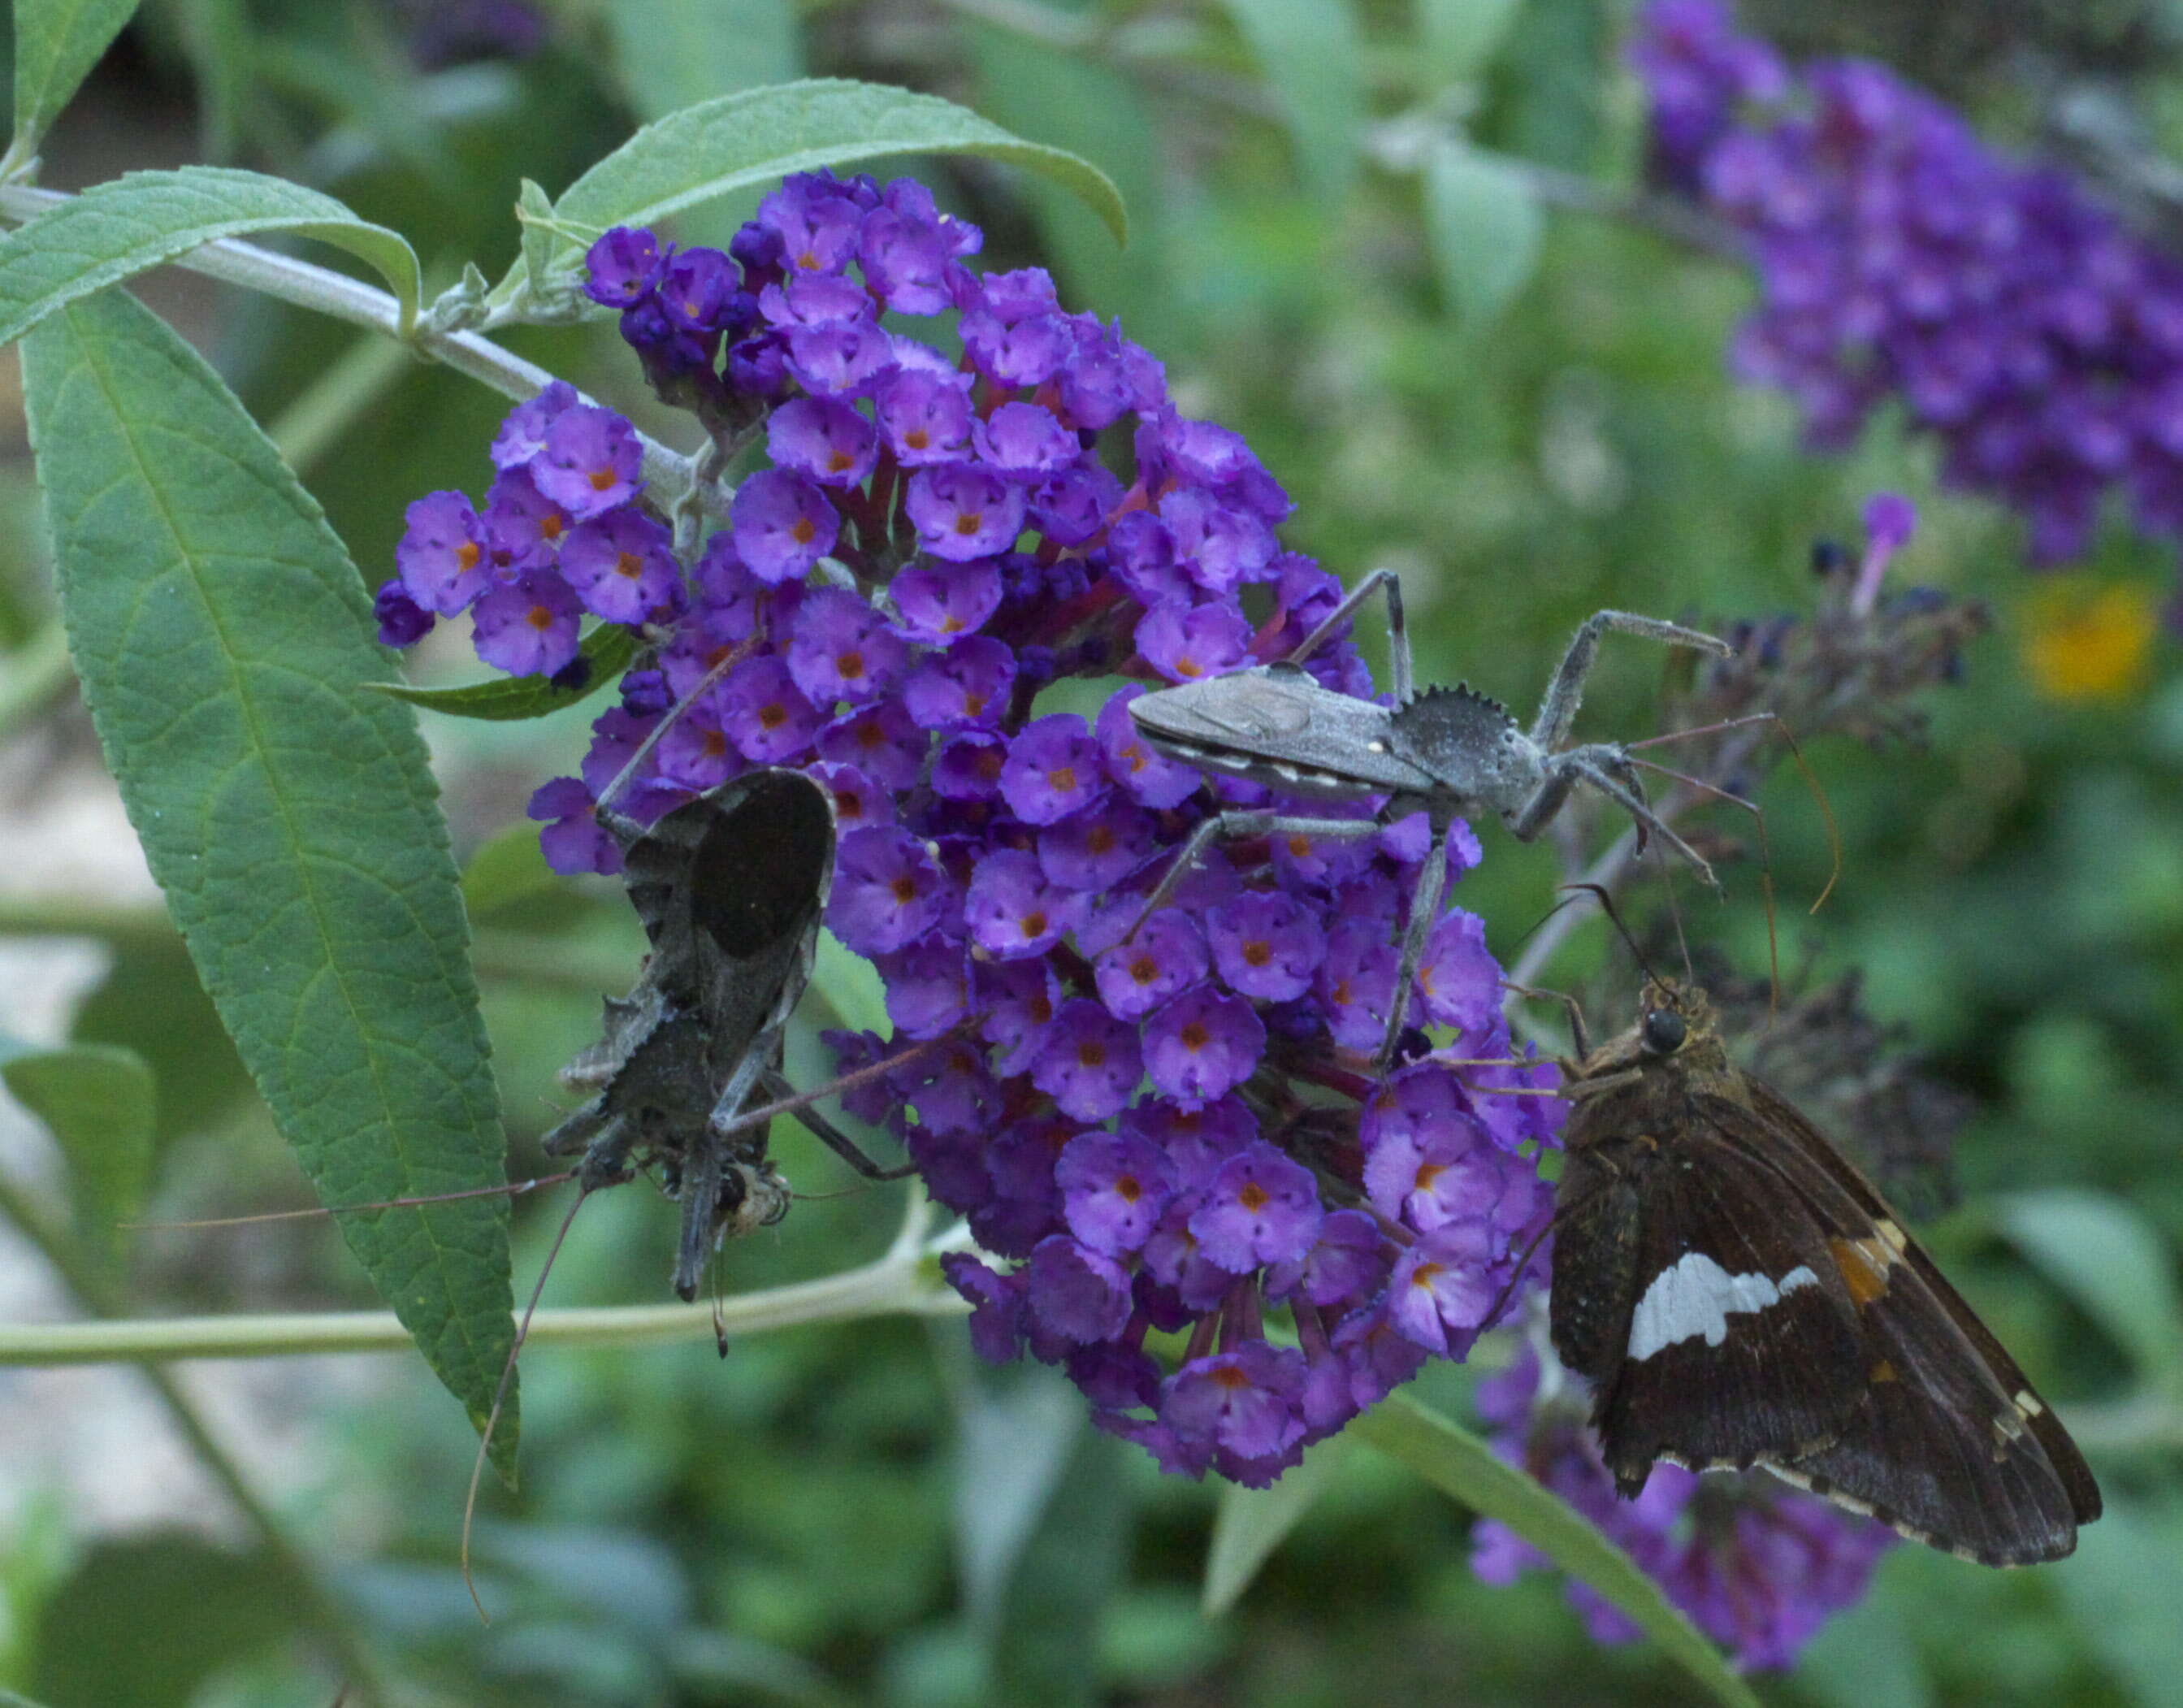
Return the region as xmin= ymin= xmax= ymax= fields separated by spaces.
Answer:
xmin=1551 ymin=978 xmax=2102 ymax=1565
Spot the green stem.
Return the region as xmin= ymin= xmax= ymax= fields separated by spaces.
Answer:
xmin=0 ymin=1173 xmax=397 ymax=1704
xmin=0 ymin=183 xmax=695 ymax=509
xmin=0 ymin=1242 xmax=968 ymax=1366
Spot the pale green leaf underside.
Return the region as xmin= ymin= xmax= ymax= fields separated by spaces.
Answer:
xmin=19 ymin=288 xmax=515 ymax=1476
xmin=11 ymin=0 xmax=143 ymax=158
xmin=1202 ymin=1436 xmax=1348 ymax=1615
xmin=0 ymin=1040 xmax=155 ymax=1264
xmin=1220 ymin=0 xmax=1365 ymax=205
xmin=519 ymin=79 xmax=1125 ymax=297
xmin=0 ymin=167 xmax=424 ymax=349
xmin=371 ymin=622 xmax=638 ymax=722
xmin=1354 ymin=1395 xmax=1764 ymax=1708
xmin=1423 ymin=140 xmax=1544 ymax=327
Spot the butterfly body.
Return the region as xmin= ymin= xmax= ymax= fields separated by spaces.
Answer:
xmin=1550 ymin=979 xmax=2102 ymax=1566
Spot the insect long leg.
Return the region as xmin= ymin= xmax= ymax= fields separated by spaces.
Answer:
xmin=1284 ymin=566 xmax=1412 ymax=703
xmin=1379 ymin=818 xmax=1452 ymax=1068
xmin=757 ymin=1067 xmax=917 ymax=1181
xmin=1528 ymin=611 xmax=1730 ymax=753
xmin=590 ymin=636 xmax=759 ymax=836
xmin=541 ymin=1104 xmax=637 ymax=1193
xmin=1552 ymin=751 xmax=1722 ymax=894
xmin=1126 ymin=810 xmax=1384 ymax=940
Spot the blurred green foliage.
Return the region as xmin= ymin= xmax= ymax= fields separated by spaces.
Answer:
xmin=2 ymin=0 xmax=2182 ymax=1705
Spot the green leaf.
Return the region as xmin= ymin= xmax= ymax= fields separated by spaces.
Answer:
xmin=518 ymin=80 xmax=1125 ymax=297
xmin=515 ymin=177 xmax=559 ymax=301
xmin=0 ymin=167 xmax=425 ymax=349
xmin=1221 ymin=0 xmax=1365 ymax=203
xmin=0 ymin=1039 xmax=155 ymax=1265
xmin=19 ymin=288 xmax=517 ymax=1476
xmin=1417 ymin=0 xmax=1523 ymax=82
xmin=1202 ymin=1435 xmax=1347 ymax=1615
xmin=810 ymin=930 xmax=889 ymax=1038
xmin=1423 ymin=138 xmax=1544 ymax=327
xmin=9 ymin=0 xmax=143 ymax=163
xmin=461 ymin=822 xmax=560 ymax=917
xmin=0 ymin=1688 xmax=59 ymax=1708
xmin=30 ymin=1533 xmax=288 ymax=1708
xmin=1998 ymin=1189 xmax=2183 ymax=1397
xmin=1352 ymin=1395 xmax=1762 ymax=1708
xmin=370 ymin=622 xmax=638 ymax=722
xmin=607 ymin=0 xmax=803 ymax=121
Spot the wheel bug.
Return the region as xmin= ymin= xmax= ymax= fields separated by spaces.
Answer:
xmin=1126 ymin=569 xmax=1730 ymax=1064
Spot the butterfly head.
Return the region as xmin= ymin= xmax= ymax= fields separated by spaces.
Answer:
xmin=1633 ymin=978 xmax=1730 ymax=1077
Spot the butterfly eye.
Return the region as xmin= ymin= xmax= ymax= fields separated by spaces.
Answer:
xmin=1640 ymin=1008 xmax=1687 ymax=1056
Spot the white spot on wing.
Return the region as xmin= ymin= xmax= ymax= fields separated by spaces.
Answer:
xmin=1627 ymin=1253 xmax=1819 ymax=1360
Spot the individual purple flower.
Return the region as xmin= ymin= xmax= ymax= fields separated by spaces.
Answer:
xmin=768 ymin=397 xmax=879 ymax=488
xmin=1096 ymin=688 xmax=1204 ymax=808
xmin=1386 ymin=1220 xmax=1497 ymax=1355
xmin=875 ymin=368 xmax=974 ymax=466
xmin=972 ymin=401 xmax=1079 ymax=478
xmin=531 ymin=405 xmax=643 ymax=519
xmin=1025 ymin=1235 xmax=1134 ymax=1343
xmin=859 ymin=187 xmax=976 ymax=315
xmin=1030 ymin=464 xmax=1124 ymax=545
xmin=961 ymin=309 xmax=1072 ymax=388
xmin=396 ymin=490 xmax=487 ymax=614
xmin=479 ymin=467 xmax=571 ymax=575
xmin=999 ymin=713 xmax=1107 ymax=826
xmin=1318 ymin=918 xmax=1399 ymax=1055
xmin=490 ymin=379 xmax=579 ymax=470
xmin=1134 ymin=601 xmax=1255 ymax=683
xmin=1160 ymin=1342 xmax=1308 ymax=1474
xmin=787 ymin=587 xmax=907 ymax=705
xmin=828 ymin=826 xmax=949 ymax=955
xmin=1091 ymin=909 xmax=1209 ymax=1023
xmin=876 ymin=934 xmax=971 ymax=1038
xmin=1038 ymin=800 xmax=1156 ymax=894
xmin=470 ymin=571 xmax=583 ymax=676
xmin=756 ymin=174 xmax=865 ymax=274
xmin=1142 ymin=987 xmax=1265 ymax=1108
xmin=653 ymin=698 xmax=738 ymax=791
xmin=933 ymin=730 xmax=1008 ymax=800
xmin=979 ymin=957 xmax=1059 ymax=1076
xmin=656 ymin=246 xmax=743 ymax=335
xmin=1057 ymin=1130 xmax=1177 ymax=1255
xmin=583 ymin=228 xmax=663 ymax=308
xmin=732 ymin=468 xmax=839 ymax=583
xmin=902 ymin=635 xmax=1015 ymax=728
xmin=814 ymin=699 xmax=925 ymax=790
xmin=1206 ymin=891 xmax=1325 ymax=1004
xmin=785 ymin=317 xmax=898 ymax=397
xmin=904 ymin=464 xmax=1029 ymax=561
xmin=1266 ymin=1209 xmax=1387 ymax=1309
xmin=1032 ymin=999 xmax=1145 ymax=1122
xmin=890 ymin=559 xmax=1003 ymax=643
xmin=1189 ymin=1142 xmax=1324 ymax=1273
xmin=807 ymin=761 xmax=891 ymax=833
xmin=716 ymin=656 xmax=820 ymax=762
xmin=557 ymin=508 xmax=681 ymax=624
xmin=375 ymin=580 xmax=432 ymax=647
xmin=528 ymin=776 xmax=620 ymax=876
xmin=1162 ymin=486 xmax=1276 ymax=594
xmin=1414 ymin=909 xmax=1501 ymax=1038
xmin=965 ymin=848 xmax=1081 ymax=961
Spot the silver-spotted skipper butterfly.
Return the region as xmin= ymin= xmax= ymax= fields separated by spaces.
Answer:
xmin=1550 ymin=978 xmax=2102 ymax=1565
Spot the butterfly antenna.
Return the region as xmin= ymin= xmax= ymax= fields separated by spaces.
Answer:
xmin=461 ymin=1187 xmax=587 ymax=1623
xmin=1559 ymin=882 xmax=1655 ymax=984
xmin=119 ymin=1174 xmax=574 ymax=1232
xmin=1626 ymin=754 xmax=1783 ymax=1021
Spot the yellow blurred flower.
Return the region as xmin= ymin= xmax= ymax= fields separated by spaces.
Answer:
xmin=2021 ymin=581 xmax=2158 ymax=703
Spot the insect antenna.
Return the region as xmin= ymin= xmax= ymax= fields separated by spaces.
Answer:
xmin=1627 ymin=752 xmax=1781 ymax=1016
xmin=591 ymin=635 xmax=760 ymax=817
xmin=461 ymin=1186 xmax=588 ymax=1622
xmin=118 ymin=1173 xmax=577 ymax=1231
xmin=1559 ymin=882 xmax=1657 ymax=986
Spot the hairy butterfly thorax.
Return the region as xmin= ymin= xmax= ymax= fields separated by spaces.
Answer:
xmin=1548 ymin=978 xmax=2102 ymax=1567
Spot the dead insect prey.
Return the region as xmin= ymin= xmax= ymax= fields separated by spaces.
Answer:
xmin=540 ymin=766 xmax=837 ymax=1300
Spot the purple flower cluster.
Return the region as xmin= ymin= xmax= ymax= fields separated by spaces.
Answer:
xmin=383 ymin=170 xmax=1566 ymax=1487
xmin=1472 ymin=1342 xmax=1895 ymax=1671
xmin=1635 ymin=0 xmax=2183 ymax=566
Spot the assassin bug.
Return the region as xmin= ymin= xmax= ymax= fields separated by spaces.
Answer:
xmin=1126 ymin=569 xmax=1731 ymax=1064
